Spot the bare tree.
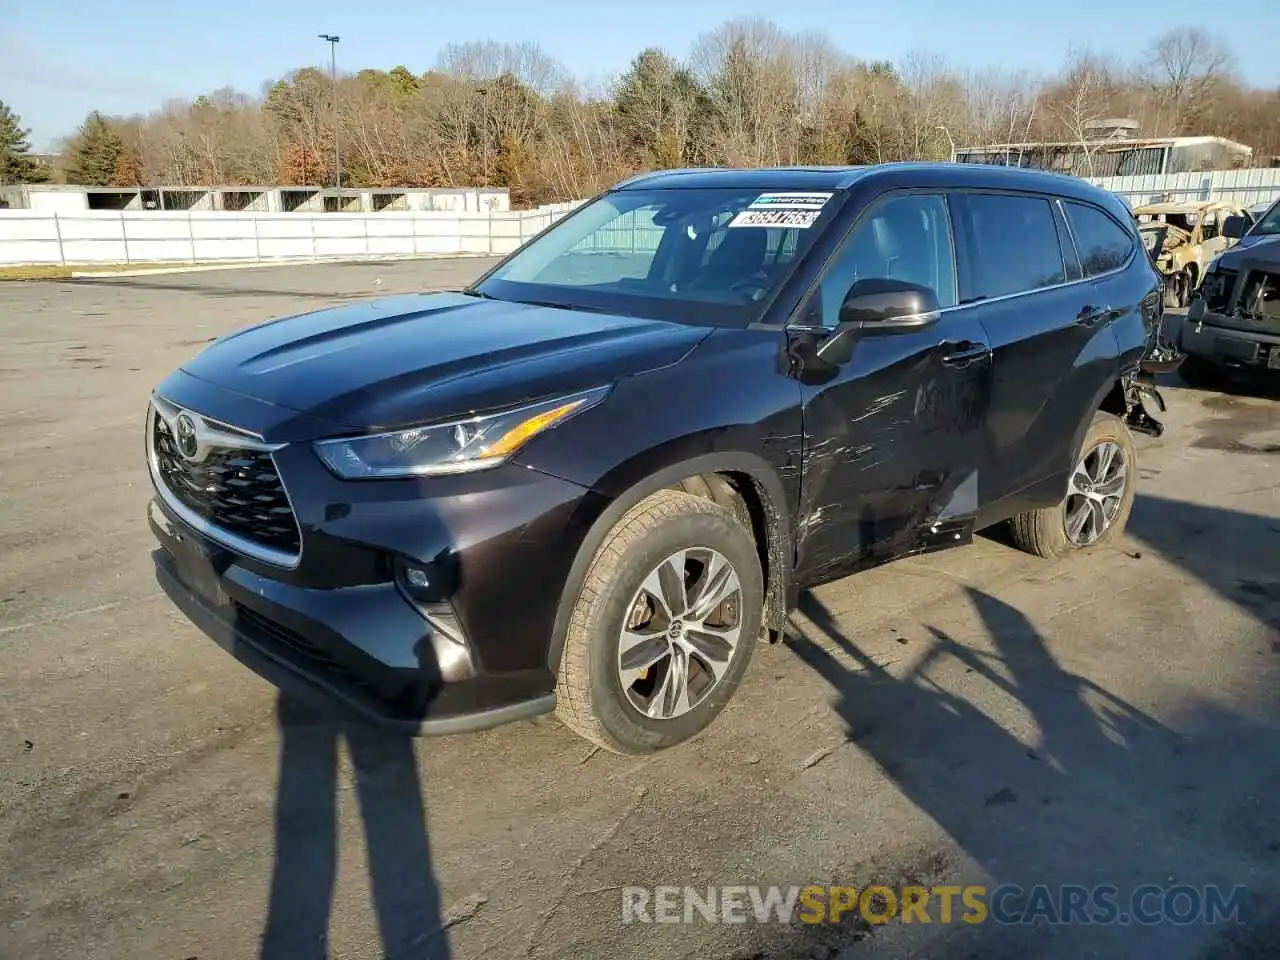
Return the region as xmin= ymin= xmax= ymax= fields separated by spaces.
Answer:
xmin=1145 ymin=27 xmax=1234 ymax=133
xmin=691 ymin=18 xmax=803 ymax=166
xmin=1045 ymin=47 xmax=1121 ymax=175
xmin=52 ymin=18 xmax=1278 ymax=206
xmin=437 ymin=40 xmax=567 ymax=97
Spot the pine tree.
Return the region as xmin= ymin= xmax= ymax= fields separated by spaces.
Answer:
xmin=0 ymin=100 xmax=48 ymax=185
xmin=68 ymin=111 xmax=123 ymax=186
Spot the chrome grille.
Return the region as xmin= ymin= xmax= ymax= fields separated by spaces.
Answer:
xmin=149 ymin=399 xmax=301 ymax=562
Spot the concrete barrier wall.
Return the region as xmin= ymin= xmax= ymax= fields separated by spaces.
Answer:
xmin=0 ymin=201 xmax=584 ymax=266
xmin=4 ymin=168 xmax=1279 ymax=267
xmin=1088 ymin=167 xmax=1280 ymax=208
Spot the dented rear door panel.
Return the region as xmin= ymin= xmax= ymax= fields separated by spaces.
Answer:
xmin=967 ymin=281 xmax=1121 ymax=505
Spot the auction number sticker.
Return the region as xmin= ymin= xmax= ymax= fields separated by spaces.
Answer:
xmin=729 ymin=209 xmax=822 ymax=229
xmin=729 ymin=191 xmax=833 ymax=228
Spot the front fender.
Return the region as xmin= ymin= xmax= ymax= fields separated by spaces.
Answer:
xmin=542 ymin=449 xmax=795 ymax=673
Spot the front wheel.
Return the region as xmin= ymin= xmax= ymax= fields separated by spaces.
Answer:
xmin=1007 ymin=411 xmax=1137 ymax=558
xmin=555 ymin=490 xmax=764 ymax=754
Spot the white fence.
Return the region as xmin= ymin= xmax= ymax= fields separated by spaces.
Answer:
xmin=1088 ymin=167 xmax=1280 ymax=208
xmin=2 ymin=168 xmax=1279 ymax=268
xmin=0 ymin=201 xmax=583 ymax=267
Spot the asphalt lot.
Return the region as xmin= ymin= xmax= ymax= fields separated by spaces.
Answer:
xmin=1 ymin=259 xmax=1278 ymax=960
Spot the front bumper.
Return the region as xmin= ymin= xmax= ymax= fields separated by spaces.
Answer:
xmin=1181 ymin=301 xmax=1280 ymax=371
xmin=153 ymin=542 xmax=554 ymax=734
xmin=150 ymin=496 xmax=565 ymax=733
xmin=145 ymin=374 xmax=605 ymax=733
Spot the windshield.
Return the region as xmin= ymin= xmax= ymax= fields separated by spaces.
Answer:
xmin=472 ymin=187 xmax=839 ymax=325
xmin=1247 ymin=200 xmax=1280 ymax=237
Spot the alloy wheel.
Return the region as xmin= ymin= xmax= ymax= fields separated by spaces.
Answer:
xmin=1064 ymin=440 xmax=1128 ymax=546
xmin=617 ymin=547 xmax=743 ymax=720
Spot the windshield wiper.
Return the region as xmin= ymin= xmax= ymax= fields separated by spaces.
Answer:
xmin=511 ymin=298 xmax=615 ymax=315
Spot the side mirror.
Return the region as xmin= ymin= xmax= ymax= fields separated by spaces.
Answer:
xmin=1222 ymin=215 xmax=1247 ymax=239
xmin=838 ymin=278 xmax=941 ymax=329
xmin=817 ymin=279 xmax=941 ymax=365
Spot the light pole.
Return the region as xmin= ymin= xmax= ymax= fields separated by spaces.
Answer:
xmin=936 ymin=125 xmax=956 ymax=162
xmin=476 ymin=86 xmax=489 ymax=185
xmin=318 ymin=34 xmax=341 ymax=190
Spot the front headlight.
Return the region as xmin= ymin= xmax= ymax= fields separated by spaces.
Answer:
xmin=313 ymin=385 xmax=611 ymax=479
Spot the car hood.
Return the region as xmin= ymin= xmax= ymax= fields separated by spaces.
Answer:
xmin=173 ymin=292 xmax=710 ymax=435
xmin=1212 ymin=235 xmax=1280 ymax=271
xmin=1235 ymin=233 xmax=1276 ymax=251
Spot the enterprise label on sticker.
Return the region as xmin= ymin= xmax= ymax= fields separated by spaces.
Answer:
xmin=748 ymin=192 xmax=833 ymax=211
xmin=729 ymin=209 xmax=821 ymax=229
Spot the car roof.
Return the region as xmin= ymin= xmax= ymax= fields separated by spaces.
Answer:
xmin=612 ymin=162 xmax=1126 ymax=209
xmin=612 ymin=166 xmax=873 ymax=191
xmin=1134 ymin=200 xmax=1238 ymax=215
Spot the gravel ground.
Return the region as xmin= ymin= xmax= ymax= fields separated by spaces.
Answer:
xmin=1 ymin=260 xmax=1277 ymax=960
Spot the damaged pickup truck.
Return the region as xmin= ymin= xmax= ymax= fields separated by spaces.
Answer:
xmin=146 ymin=163 xmax=1172 ymax=754
xmin=1180 ymin=204 xmax=1280 ymax=384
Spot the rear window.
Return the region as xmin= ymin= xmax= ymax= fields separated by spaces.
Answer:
xmin=964 ymin=194 xmax=1066 ymax=299
xmin=1065 ymin=202 xmax=1135 ymax=276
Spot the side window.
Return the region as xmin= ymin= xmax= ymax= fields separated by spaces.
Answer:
xmin=807 ymin=193 xmax=957 ymax=328
xmin=1064 ymin=201 xmax=1135 ymax=277
xmin=964 ymin=193 xmax=1065 ymax=299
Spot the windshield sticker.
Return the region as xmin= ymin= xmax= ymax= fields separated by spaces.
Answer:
xmin=729 ymin=209 xmax=821 ymax=229
xmin=748 ymin=192 xmax=833 ymax=211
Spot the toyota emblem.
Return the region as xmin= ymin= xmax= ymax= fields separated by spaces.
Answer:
xmin=174 ymin=413 xmax=199 ymax=458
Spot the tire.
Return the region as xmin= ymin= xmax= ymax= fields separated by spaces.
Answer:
xmin=554 ymin=489 xmax=764 ymax=754
xmin=1007 ymin=411 xmax=1137 ymax=559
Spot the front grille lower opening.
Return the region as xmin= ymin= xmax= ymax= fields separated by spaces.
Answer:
xmin=233 ymin=603 xmax=381 ymax=700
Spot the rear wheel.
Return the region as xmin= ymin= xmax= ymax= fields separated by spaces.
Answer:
xmin=555 ymin=490 xmax=764 ymax=754
xmin=1008 ymin=411 xmax=1137 ymax=558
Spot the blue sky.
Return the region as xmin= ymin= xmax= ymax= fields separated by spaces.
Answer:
xmin=3 ymin=0 xmax=1278 ymax=150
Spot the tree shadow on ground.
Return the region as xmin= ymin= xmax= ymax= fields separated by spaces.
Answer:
xmin=755 ymin=495 xmax=1279 ymax=959
xmin=259 ymin=694 xmax=451 ymax=960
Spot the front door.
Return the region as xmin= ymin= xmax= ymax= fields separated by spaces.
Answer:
xmin=789 ymin=191 xmax=993 ymax=588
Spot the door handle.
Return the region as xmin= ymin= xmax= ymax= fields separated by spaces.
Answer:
xmin=1076 ymin=304 xmax=1117 ymax=327
xmin=940 ymin=339 xmax=991 ymax=368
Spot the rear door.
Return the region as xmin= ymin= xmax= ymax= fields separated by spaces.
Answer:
xmin=1061 ymin=197 xmax=1158 ymax=371
xmin=791 ymin=191 xmax=993 ymax=586
xmin=951 ymin=191 xmax=1120 ymax=508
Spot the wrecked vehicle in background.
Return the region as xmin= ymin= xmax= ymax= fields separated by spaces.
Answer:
xmin=1135 ymin=200 xmax=1248 ymax=307
xmin=1180 ymin=206 xmax=1280 ymax=384
xmin=1231 ymin=196 xmax=1280 ymax=252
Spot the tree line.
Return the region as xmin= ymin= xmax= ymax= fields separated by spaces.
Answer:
xmin=3 ymin=20 xmax=1278 ymax=205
